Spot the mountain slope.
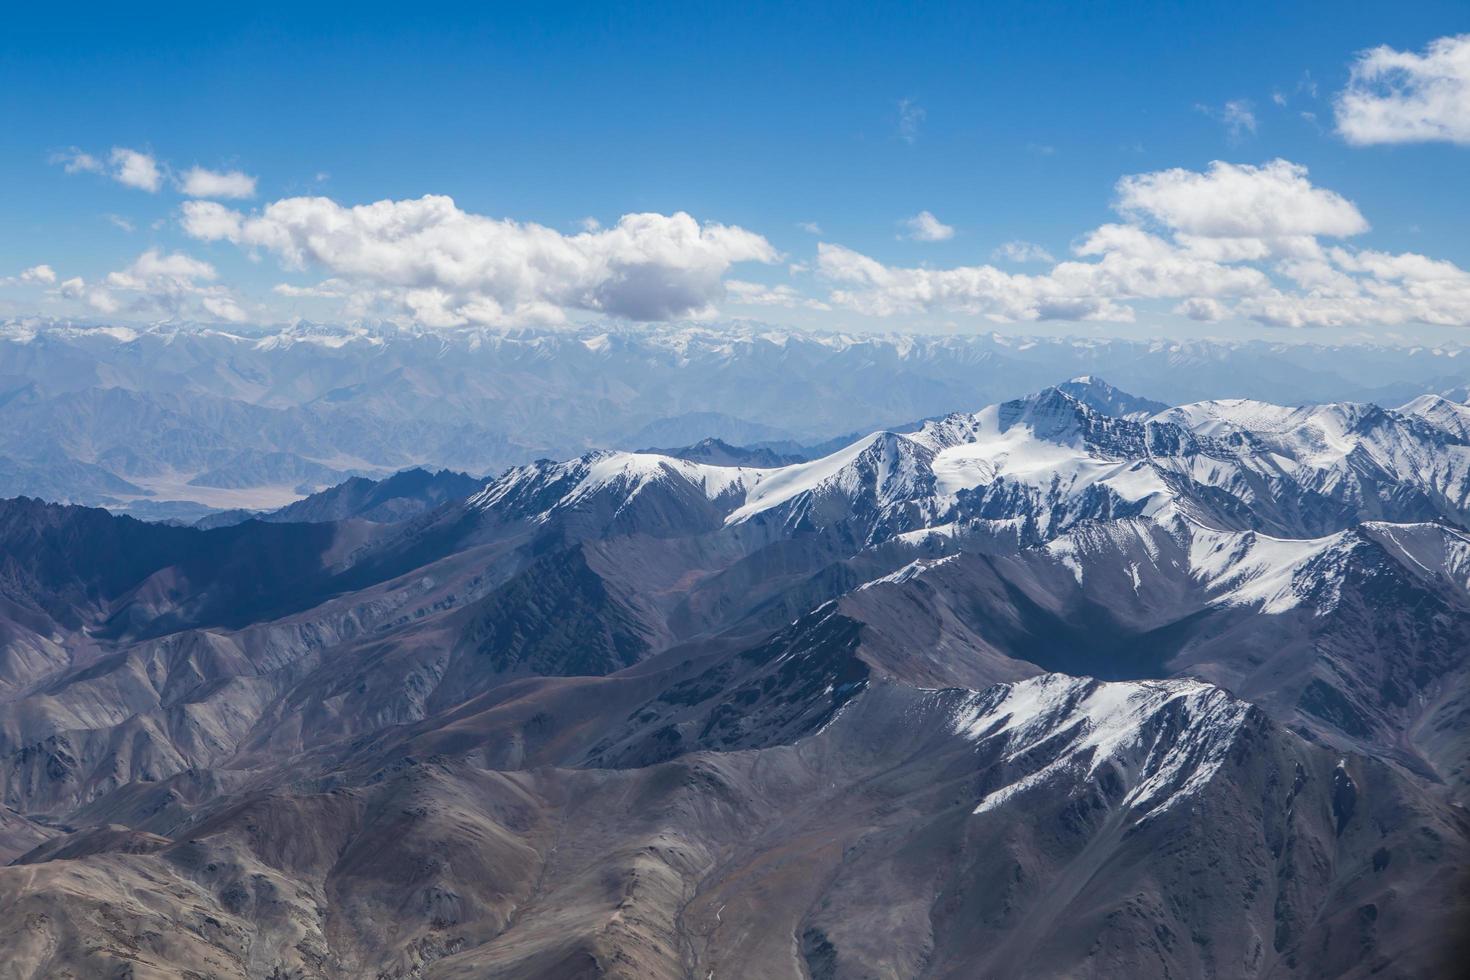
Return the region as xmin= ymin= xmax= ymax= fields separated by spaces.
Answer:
xmin=0 ymin=676 xmax=1461 ymax=979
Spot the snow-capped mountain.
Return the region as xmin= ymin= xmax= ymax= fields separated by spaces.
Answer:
xmin=0 ymin=375 xmax=1465 ymax=977
xmin=462 ymin=378 xmax=1470 ymax=549
xmin=5 ymin=317 xmax=1470 ymax=518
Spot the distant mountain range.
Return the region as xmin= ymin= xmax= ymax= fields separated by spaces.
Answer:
xmin=0 ymin=375 xmax=1465 ymax=977
xmin=5 ymin=318 xmax=1470 ymax=521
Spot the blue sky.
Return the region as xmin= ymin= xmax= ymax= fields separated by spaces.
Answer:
xmin=2 ymin=2 xmax=1467 ymax=340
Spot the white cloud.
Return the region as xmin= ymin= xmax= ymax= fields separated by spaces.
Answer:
xmin=178 ymin=201 xmax=244 ymax=240
xmin=84 ymin=287 xmax=120 ymax=314
xmin=816 ymin=242 xmax=1139 ymax=322
xmin=109 ymin=148 xmax=163 ymax=192
xmin=1115 ymin=159 xmax=1367 ymax=247
xmin=811 ymin=158 xmax=1470 ymax=330
xmin=1223 ymin=100 xmax=1257 ymax=140
xmin=105 ymin=249 xmax=217 ymax=289
xmin=200 ymin=295 xmax=249 ymax=322
xmin=992 ymin=241 xmax=1055 ymax=264
xmin=23 ymin=150 xmax=1466 ymax=333
xmin=273 ymin=278 xmax=353 ymax=299
xmin=55 ymin=146 xmax=258 ymax=196
xmin=184 ymin=195 xmax=778 ymax=326
xmin=725 ymin=279 xmax=831 ymax=311
xmin=1237 ymin=286 xmax=1470 ymax=329
xmin=51 ymin=148 xmax=103 ymax=174
xmin=1174 ymin=297 xmax=1229 ymax=321
xmin=0 ymin=264 xmax=60 ymax=288
xmin=797 ymin=221 xmax=823 ymax=235
xmin=903 ymin=210 xmax=955 ymax=242
xmin=51 ymin=248 xmax=250 ymax=322
xmin=104 ymin=214 xmax=136 ymax=232
xmin=1196 ymin=101 xmax=1258 ymax=141
xmin=897 ymin=98 xmax=925 ymax=144
xmin=1336 ymin=34 xmax=1470 ymax=145
xmin=179 ymin=166 xmax=257 ymax=199
xmin=1238 ymin=245 xmax=1470 ymax=328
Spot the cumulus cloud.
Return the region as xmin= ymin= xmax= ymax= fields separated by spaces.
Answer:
xmin=19 ymin=264 xmax=57 ymax=285
xmin=49 ymin=248 xmax=249 ymax=322
xmin=1237 ymin=245 xmax=1470 ymax=328
xmin=812 ymin=158 xmax=1470 ymax=330
xmin=105 ymin=249 xmax=217 ymax=289
xmin=184 ymin=195 xmax=778 ymax=326
xmin=0 ymin=264 xmax=60 ymax=288
xmin=1336 ymin=34 xmax=1470 ymax=145
xmin=817 ymin=242 xmax=1137 ymax=322
xmin=1115 ymin=159 xmax=1367 ymax=248
xmin=25 ymin=150 xmax=1467 ymax=333
xmin=992 ymin=241 xmax=1055 ymax=264
xmin=54 ymin=147 xmax=261 ymax=196
xmin=179 ymin=166 xmax=258 ymax=199
xmin=52 ymin=146 xmax=163 ymax=192
xmin=109 ymin=148 xmax=163 ymax=192
xmin=1174 ymin=297 xmax=1229 ymax=321
xmin=903 ymin=210 xmax=955 ymax=242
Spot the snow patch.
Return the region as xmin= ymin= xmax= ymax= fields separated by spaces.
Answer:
xmin=951 ymin=674 xmax=1250 ymax=819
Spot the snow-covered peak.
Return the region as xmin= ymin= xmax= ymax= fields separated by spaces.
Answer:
xmin=998 ymin=386 xmax=1094 ymax=443
xmin=1184 ymin=524 xmax=1354 ymax=613
xmin=1151 ymin=399 xmax=1391 ymax=466
xmin=1043 ymin=514 xmax=1470 ymax=616
xmin=462 ymin=381 xmax=1470 ymax=550
xmin=1399 ymin=393 xmax=1470 ymax=442
xmin=1055 ymin=376 xmax=1168 ymax=420
xmin=950 ymin=673 xmax=1251 ymax=819
xmin=719 ymin=390 xmax=1171 ymax=537
xmin=724 ymin=430 xmax=935 ymax=525
xmin=1358 ymin=521 xmax=1470 ymax=594
xmin=470 ymin=449 xmax=764 ymax=522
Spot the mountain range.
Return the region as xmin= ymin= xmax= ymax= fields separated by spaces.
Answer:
xmin=0 ymin=375 xmax=1466 ymax=977
xmin=6 ymin=318 xmax=1470 ymax=522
